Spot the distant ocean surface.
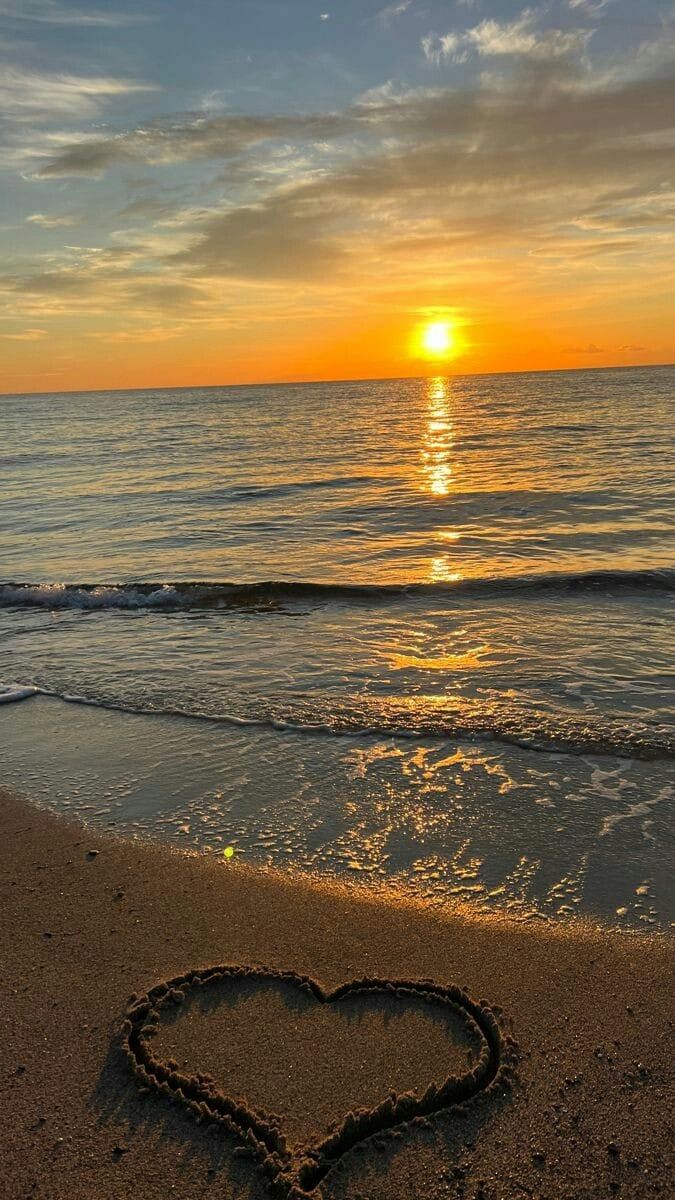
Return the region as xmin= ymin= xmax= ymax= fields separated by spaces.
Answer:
xmin=1 ymin=367 xmax=673 ymax=929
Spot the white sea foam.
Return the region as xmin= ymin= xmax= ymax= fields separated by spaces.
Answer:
xmin=0 ymin=678 xmax=671 ymax=760
xmin=0 ymin=583 xmax=183 ymax=610
xmin=0 ymin=682 xmax=40 ymax=704
xmin=599 ymin=784 xmax=673 ymax=839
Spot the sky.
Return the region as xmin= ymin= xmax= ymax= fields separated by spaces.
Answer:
xmin=0 ymin=0 xmax=674 ymax=392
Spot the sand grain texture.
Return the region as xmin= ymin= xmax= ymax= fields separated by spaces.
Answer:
xmin=1 ymin=787 xmax=673 ymax=1199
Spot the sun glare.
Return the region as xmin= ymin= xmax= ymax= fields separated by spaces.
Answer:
xmin=423 ymin=322 xmax=452 ymax=355
xmin=413 ymin=319 xmax=458 ymax=362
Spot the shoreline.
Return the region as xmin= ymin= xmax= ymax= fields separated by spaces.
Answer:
xmin=3 ymin=695 xmax=672 ymax=934
xmin=2 ymin=785 xmax=673 ymax=1199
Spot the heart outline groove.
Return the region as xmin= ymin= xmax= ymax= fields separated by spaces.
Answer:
xmin=121 ymin=964 xmax=517 ymax=1198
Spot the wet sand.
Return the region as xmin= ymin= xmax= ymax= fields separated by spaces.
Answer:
xmin=1 ymin=786 xmax=673 ymax=1199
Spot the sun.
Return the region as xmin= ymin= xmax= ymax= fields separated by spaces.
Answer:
xmin=423 ymin=321 xmax=453 ymax=355
xmin=410 ymin=315 xmax=464 ymax=363
xmin=413 ymin=319 xmax=458 ymax=361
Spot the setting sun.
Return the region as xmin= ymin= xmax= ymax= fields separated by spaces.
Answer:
xmin=411 ymin=319 xmax=462 ymax=364
xmin=423 ymin=322 xmax=453 ymax=357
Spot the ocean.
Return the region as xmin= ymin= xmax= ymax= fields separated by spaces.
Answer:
xmin=1 ymin=366 xmax=673 ymax=929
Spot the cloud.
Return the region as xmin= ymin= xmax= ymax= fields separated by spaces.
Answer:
xmin=4 ymin=25 xmax=674 ymax=317
xmin=0 ymin=326 xmax=47 ymax=340
xmin=172 ymin=192 xmax=345 ymax=281
xmin=159 ymin=59 xmax=675 ymax=283
xmin=564 ymin=342 xmax=604 ymax=353
xmin=0 ymin=65 xmax=156 ymax=119
xmin=568 ymin=0 xmax=613 ymax=14
xmin=28 ymin=18 xmax=675 ymax=183
xmin=421 ymin=33 xmax=461 ymax=65
xmin=0 ymin=0 xmax=145 ymax=26
xmin=468 ymin=10 xmax=542 ymax=56
xmin=35 ymin=110 xmax=352 ymax=176
xmin=26 ymin=211 xmax=77 ymax=228
xmin=103 ymin=324 xmax=189 ymax=344
xmin=468 ymin=13 xmax=589 ymax=59
xmin=378 ymin=1 xmax=413 ymax=27
xmin=422 ymin=7 xmax=591 ymax=65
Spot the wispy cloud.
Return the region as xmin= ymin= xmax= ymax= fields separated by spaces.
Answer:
xmin=469 ymin=10 xmax=543 ymax=57
xmin=568 ymin=0 xmax=613 ymax=14
xmin=26 ymin=211 xmax=77 ymax=228
xmin=0 ymin=0 xmax=146 ymax=26
xmin=378 ymin=1 xmax=413 ymax=28
xmin=423 ymin=7 xmax=591 ymax=65
xmin=0 ymin=65 xmax=156 ymax=119
xmin=421 ymin=32 xmax=461 ymax=65
xmin=0 ymin=326 xmax=47 ymax=340
xmin=34 ymin=110 xmax=353 ymax=176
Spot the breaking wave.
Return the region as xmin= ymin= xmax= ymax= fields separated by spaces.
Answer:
xmin=1 ymin=568 xmax=673 ymax=612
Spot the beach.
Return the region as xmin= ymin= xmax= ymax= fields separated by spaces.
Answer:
xmin=2 ymin=785 xmax=672 ymax=1200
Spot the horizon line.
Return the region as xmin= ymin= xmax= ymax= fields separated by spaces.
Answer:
xmin=1 ymin=358 xmax=673 ymax=400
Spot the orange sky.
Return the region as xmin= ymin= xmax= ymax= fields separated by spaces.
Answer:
xmin=3 ymin=295 xmax=672 ymax=395
xmin=1 ymin=1 xmax=674 ymax=393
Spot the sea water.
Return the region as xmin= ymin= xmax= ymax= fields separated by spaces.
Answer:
xmin=1 ymin=367 xmax=673 ymax=928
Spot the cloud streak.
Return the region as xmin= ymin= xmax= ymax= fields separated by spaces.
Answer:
xmin=377 ymin=1 xmax=413 ymax=27
xmin=0 ymin=64 xmax=156 ymax=119
xmin=26 ymin=211 xmax=77 ymax=227
xmin=0 ymin=0 xmax=146 ymax=26
xmin=568 ymin=0 xmax=613 ymax=14
xmin=34 ymin=110 xmax=352 ymax=176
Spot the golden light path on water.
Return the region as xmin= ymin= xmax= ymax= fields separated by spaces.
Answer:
xmin=421 ymin=376 xmax=453 ymax=498
xmin=420 ymin=376 xmax=462 ymax=584
xmin=368 ymin=376 xmax=495 ymax=696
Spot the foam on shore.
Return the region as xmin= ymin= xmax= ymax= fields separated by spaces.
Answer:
xmin=0 ymin=682 xmax=39 ymax=704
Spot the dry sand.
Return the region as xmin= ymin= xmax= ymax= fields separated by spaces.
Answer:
xmin=1 ymin=786 xmax=673 ymax=1200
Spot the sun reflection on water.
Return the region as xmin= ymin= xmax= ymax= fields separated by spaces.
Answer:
xmin=421 ymin=376 xmax=454 ymax=498
xmin=430 ymin=555 xmax=462 ymax=583
xmin=420 ymin=377 xmax=463 ymax=583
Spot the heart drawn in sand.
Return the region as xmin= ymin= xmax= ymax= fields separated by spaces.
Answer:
xmin=121 ymin=965 xmax=516 ymax=1199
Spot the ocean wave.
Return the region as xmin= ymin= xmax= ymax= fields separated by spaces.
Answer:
xmin=1 ymin=568 xmax=673 ymax=613
xmin=224 ymin=474 xmax=377 ymax=501
xmin=0 ymin=682 xmax=40 ymax=704
xmin=4 ymin=681 xmax=673 ymax=760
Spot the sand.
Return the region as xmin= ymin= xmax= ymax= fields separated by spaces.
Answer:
xmin=1 ymin=786 xmax=673 ymax=1200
